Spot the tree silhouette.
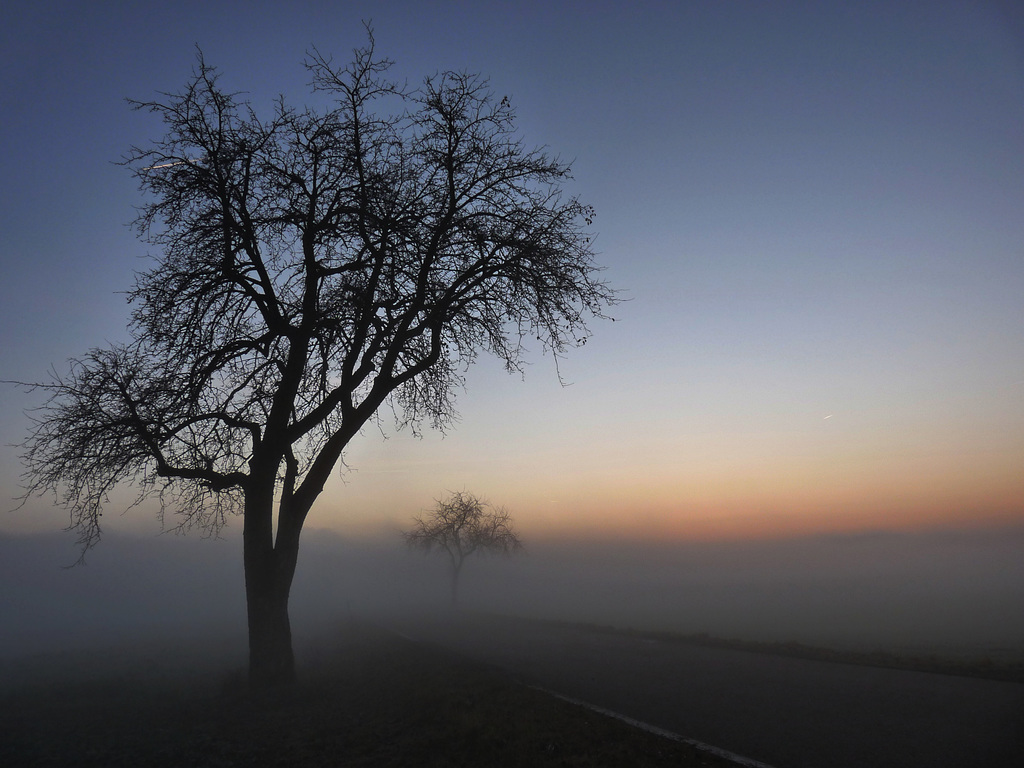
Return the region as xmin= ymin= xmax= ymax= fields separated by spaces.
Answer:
xmin=15 ymin=32 xmax=615 ymax=687
xmin=405 ymin=491 xmax=522 ymax=604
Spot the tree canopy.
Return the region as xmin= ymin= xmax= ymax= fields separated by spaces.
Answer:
xmin=18 ymin=31 xmax=615 ymax=685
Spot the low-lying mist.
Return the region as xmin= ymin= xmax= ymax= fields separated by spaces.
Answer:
xmin=3 ymin=522 xmax=1023 ymax=665
xmin=462 ymin=528 xmax=1024 ymax=654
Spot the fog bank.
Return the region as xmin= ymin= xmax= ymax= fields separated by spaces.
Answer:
xmin=3 ymin=524 xmax=1023 ymax=661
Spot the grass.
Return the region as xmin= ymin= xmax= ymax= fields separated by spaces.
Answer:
xmin=0 ymin=623 xmax=741 ymax=767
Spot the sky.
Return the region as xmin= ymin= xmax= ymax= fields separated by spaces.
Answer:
xmin=2 ymin=0 xmax=1023 ymax=549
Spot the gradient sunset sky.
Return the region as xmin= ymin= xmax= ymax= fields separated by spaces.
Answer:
xmin=2 ymin=0 xmax=1022 ymax=544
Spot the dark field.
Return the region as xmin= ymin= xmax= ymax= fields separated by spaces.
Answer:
xmin=0 ymin=623 xmax=741 ymax=768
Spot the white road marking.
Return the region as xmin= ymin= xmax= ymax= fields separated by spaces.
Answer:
xmin=532 ymin=685 xmax=778 ymax=768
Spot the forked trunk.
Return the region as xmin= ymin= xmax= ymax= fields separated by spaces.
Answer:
xmin=243 ymin=481 xmax=301 ymax=688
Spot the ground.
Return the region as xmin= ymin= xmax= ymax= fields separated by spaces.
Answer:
xmin=0 ymin=622 xmax=741 ymax=768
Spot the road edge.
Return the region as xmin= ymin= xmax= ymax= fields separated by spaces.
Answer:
xmin=532 ymin=686 xmax=777 ymax=768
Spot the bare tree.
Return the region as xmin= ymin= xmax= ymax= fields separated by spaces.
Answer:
xmin=405 ymin=491 xmax=522 ymax=604
xmin=15 ymin=31 xmax=615 ymax=687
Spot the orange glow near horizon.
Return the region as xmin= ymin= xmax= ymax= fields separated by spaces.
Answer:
xmin=306 ymin=424 xmax=1024 ymax=546
xmin=4 ymin=366 xmax=1020 ymax=547
xmin=523 ymin=498 xmax=1024 ymax=544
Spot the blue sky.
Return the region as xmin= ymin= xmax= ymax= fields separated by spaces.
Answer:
xmin=2 ymin=0 xmax=1022 ymax=542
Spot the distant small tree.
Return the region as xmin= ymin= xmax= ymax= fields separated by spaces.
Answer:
xmin=405 ymin=491 xmax=522 ymax=604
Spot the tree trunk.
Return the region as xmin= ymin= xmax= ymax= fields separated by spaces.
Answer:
xmin=243 ymin=481 xmax=301 ymax=688
xmin=450 ymin=560 xmax=462 ymax=606
xmin=245 ymin=569 xmax=294 ymax=687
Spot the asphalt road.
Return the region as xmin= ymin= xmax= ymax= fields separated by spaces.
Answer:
xmin=392 ymin=613 xmax=1024 ymax=768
